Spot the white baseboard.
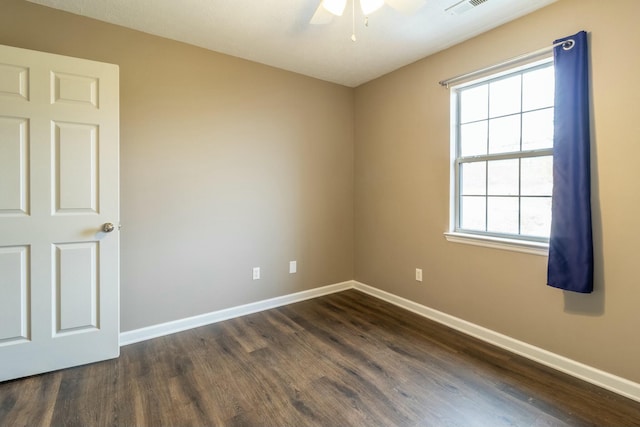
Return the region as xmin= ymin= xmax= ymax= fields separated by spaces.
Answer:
xmin=352 ymin=281 xmax=640 ymax=403
xmin=119 ymin=281 xmax=352 ymax=346
xmin=119 ymin=279 xmax=640 ymax=403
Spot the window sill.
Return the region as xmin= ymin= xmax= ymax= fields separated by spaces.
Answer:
xmin=443 ymin=232 xmax=549 ymax=256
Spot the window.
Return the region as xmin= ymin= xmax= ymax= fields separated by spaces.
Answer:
xmin=447 ymin=59 xmax=554 ymax=253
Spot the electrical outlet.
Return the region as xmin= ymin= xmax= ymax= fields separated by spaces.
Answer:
xmin=253 ymin=267 xmax=260 ymax=280
xmin=415 ymin=268 xmax=423 ymax=282
xmin=289 ymin=260 xmax=297 ymax=274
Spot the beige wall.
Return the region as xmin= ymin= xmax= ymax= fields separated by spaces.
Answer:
xmin=0 ymin=0 xmax=354 ymax=331
xmin=355 ymin=0 xmax=640 ymax=383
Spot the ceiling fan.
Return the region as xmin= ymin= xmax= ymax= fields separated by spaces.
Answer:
xmin=310 ymin=0 xmax=427 ymax=25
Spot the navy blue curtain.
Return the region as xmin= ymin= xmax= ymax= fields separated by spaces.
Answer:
xmin=547 ymin=31 xmax=593 ymax=293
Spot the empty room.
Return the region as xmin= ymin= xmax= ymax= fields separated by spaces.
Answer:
xmin=1 ymin=0 xmax=640 ymax=425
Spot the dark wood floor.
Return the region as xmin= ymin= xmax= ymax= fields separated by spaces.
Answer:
xmin=1 ymin=290 xmax=640 ymax=426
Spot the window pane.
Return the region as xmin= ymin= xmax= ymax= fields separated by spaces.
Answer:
xmin=521 ymin=156 xmax=553 ymax=196
xmin=489 ymin=115 xmax=520 ymax=154
xmin=521 ymin=197 xmax=551 ymax=237
xmin=522 ymin=66 xmax=554 ymax=111
xmin=460 ymin=121 xmax=487 ymax=157
xmin=488 ymin=159 xmax=519 ymax=196
xmin=460 ymin=196 xmax=486 ymax=231
xmin=487 ymin=197 xmax=519 ymax=234
xmin=454 ymin=62 xmax=555 ymax=242
xmin=460 ymin=85 xmax=488 ymax=123
xmin=489 ymin=75 xmax=521 ymax=118
xmin=522 ymin=108 xmax=554 ymax=150
xmin=461 ymin=162 xmax=486 ymax=195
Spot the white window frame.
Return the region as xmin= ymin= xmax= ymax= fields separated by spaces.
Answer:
xmin=444 ymin=58 xmax=554 ymax=256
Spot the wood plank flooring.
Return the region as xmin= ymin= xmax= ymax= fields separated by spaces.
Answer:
xmin=1 ymin=289 xmax=640 ymax=426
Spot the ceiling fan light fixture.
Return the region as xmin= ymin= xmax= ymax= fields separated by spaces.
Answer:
xmin=322 ymin=0 xmax=347 ymax=16
xmin=360 ymin=0 xmax=384 ymax=15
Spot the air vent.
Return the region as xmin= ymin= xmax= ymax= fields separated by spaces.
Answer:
xmin=445 ymin=0 xmax=489 ymax=15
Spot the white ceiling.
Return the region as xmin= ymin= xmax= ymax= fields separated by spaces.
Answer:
xmin=26 ymin=0 xmax=557 ymax=87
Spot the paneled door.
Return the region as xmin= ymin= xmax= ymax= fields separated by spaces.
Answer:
xmin=0 ymin=44 xmax=120 ymax=381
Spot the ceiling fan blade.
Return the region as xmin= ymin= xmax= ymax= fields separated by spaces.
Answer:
xmin=323 ymin=0 xmax=348 ymax=16
xmin=310 ymin=2 xmax=334 ymax=24
xmin=385 ymin=0 xmax=427 ymax=14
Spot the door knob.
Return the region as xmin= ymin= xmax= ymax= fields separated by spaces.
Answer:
xmin=103 ymin=223 xmax=115 ymax=233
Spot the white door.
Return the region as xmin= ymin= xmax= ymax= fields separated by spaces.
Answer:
xmin=0 ymin=44 xmax=119 ymax=382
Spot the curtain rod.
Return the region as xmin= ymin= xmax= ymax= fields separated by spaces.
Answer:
xmin=438 ymin=39 xmax=575 ymax=88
